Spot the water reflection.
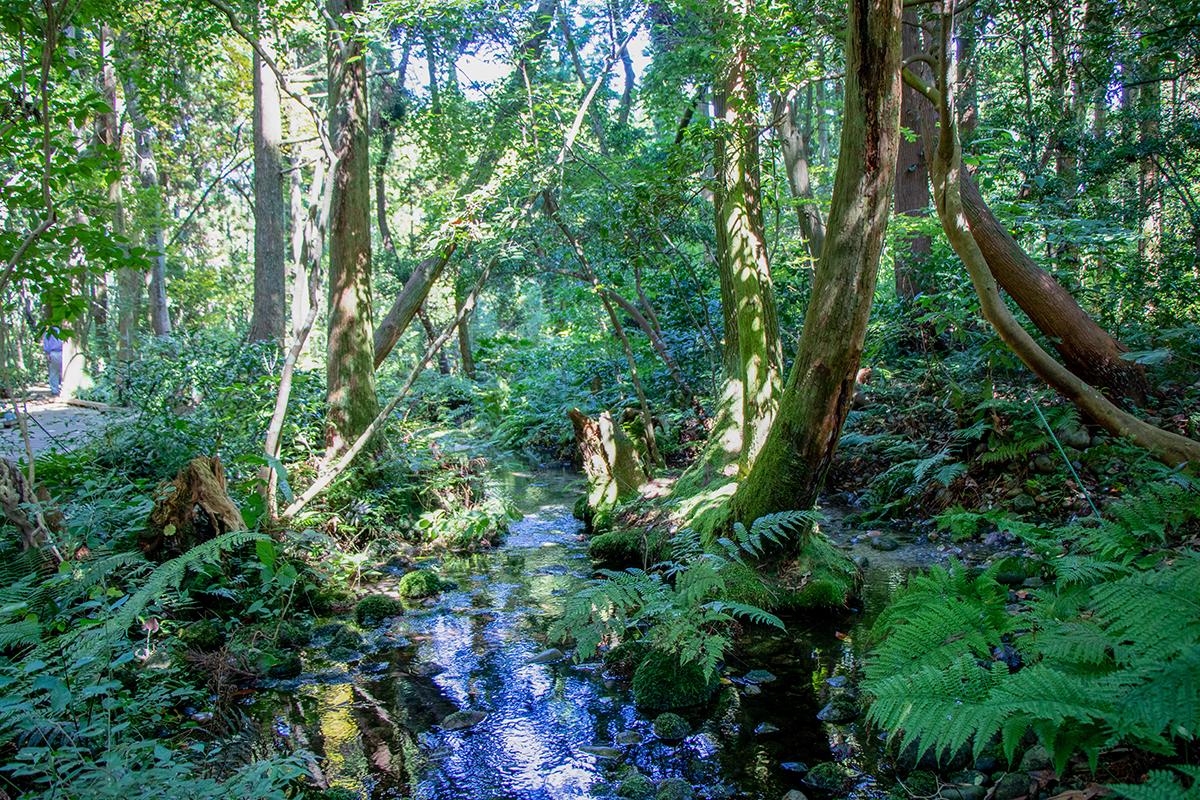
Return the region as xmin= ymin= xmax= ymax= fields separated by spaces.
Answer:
xmin=255 ymin=468 xmax=914 ymax=799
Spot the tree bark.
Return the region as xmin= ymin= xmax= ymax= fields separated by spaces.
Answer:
xmin=249 ymin=44 xmax=287 ymax=344
xmin=732 ymin=0 xmax=903 ymax=524
xmin=713 ymin=0 xmax=783 ymax=474
xmin=455 ymin=279 xmax=477 ymax=380
xmin=774 ymin=88 xmax=826 ymax=260
xmin=893 ymin=7 xmax=933 ymax=301
xmin=122 ymin=74 xmax=171 ymax=336
xmin=912 ymin=24 xmax=1200 ymax=470
xmin=325 ymin=0 xmax=380 ymax=455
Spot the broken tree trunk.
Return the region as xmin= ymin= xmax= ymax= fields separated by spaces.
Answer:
xmin=569 ymin=408 xmax=646 ymax=522
xmin=143 ymin=456 xmax=245 ymax=558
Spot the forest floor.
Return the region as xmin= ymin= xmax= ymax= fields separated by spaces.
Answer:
xmin=0 ymin=389 xmax=128 ymax=458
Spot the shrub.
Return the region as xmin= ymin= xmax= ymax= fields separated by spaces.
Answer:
xmin=397 ymin=569 xmax=443 ymax=599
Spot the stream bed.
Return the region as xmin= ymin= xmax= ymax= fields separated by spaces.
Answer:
xmin=252 ymin=467 xmax=941 ymax=799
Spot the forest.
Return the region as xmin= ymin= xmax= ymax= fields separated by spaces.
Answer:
xmin=1 ymin=0 xmax=1199 ymax=797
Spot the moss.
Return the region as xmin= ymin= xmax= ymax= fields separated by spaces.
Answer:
xmin=264 ymin=650 xmax=303 ymax=679
xmin=804 ymin=761 xmax=853 ymax=794
xmin=903 ymin=770 xmax=938 ymax=795
xmin=355 ymin=594 xmax=404 ymax=626
xmin=603 ymin=640 xmax=650 ymax=678
xmin=654 ymin=779 xmax=694 ymax=800
xmin=179 ymin=618 xmax=224 ymax=652
xmin=651 ymin=712 xmax=690 ymax=741
xmin=719 ymin=561 xmax=777 ymax=608
xmin=397 ymin=569 xmax=443 ymax=599
xmin=615 ymin=773 xmax=654 ymax=800
xmin=631 ymin=651 xmax=718 ymax=712
xmin=589 ymin=528 xmax=643 ymax=567
xmin=277 ymin=620 xmax=311 ymax=649
xmin=588 ymin=527 xmax=668 ymax=569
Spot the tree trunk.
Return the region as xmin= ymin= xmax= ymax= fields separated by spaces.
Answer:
xmin=732 ymin=0 xmax=902 ymax=524
xmin=455 ymin=279 xmax=477 ymax=380
xmin=417 ymin=307 xmax=451 ymax=375
xmin=325 ymin=0 xmax=380 ymax=455
xmin=773 ymin=88 xmax=825 ymax=260
xmin=914 ymin=30 xmax=1200 ymax=470
xmin=893 ymin=7 xmax=932 ymax=302
xmin=122 ymin=76 xmax=171 ymax=336
xmin=101 ymin=28 xmax=137 ymax=367
xmin=958 ymin=169 xmax=1148 ymax=403
xmin=249 ymin=45 xmax=287 ymax=343
xmin=714 ymin=0 xmax=783 ymax=474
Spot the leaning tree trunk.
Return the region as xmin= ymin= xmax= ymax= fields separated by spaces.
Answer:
xmin=714 ymin=0 xmax=784 ymax=475
xmin=454 ymin=279 xmax=477 ymax=380
xmin=913 ymin=21 xmax=1200 ymax=470
xmin=325 ymin=0 xmax=380 ymax=455
xmin=249 ymin=44 xmax=287 ymax=344
xmin=732 ymin=0 xmax=903 ymax=525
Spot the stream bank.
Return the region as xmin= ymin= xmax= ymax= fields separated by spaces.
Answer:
xmin=250 ymin=465 xmax=953 ymax=800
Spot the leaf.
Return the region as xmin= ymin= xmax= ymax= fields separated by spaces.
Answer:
xmin=1119 ymin=349 xmax=1171 ymax=365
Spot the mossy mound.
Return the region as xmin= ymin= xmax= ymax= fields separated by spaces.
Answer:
xmin=654 ymin=779 xmax=695 ymax=800
xmin=179 ymin=618 xmax=224 ymax=652
xmin=355 ymin=594 xmax=404 ymax=625
xmin=397 ymin=569 xmax=443 ymax=599
xmin=631 ymin=652 xmax=718 ymax=712
xmin=615 ymin=772 xmax=654 ymax=800
xmin=264 ymin=650 xmax=303 ymax=679
xmin=276 ymin=620 xmax=311 ymax=649
xmin=803 ymin=761 xmax=854 ymax=795
xmin=603 ymin=640 xmax=650 ymax=677
xmin=588 ymin=527 xmax=668 ymax=568
xmin=652 ymin=712 xmax=690 ymax=741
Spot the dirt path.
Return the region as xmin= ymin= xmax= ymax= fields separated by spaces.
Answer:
xmin=0 ymin=391 xmax=130 ymax=460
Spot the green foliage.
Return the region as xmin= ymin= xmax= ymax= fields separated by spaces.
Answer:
xmin=652 ymin=711 xmax=691 ymax=740
xmin=864 ymin=480 xmax=1200 ymax=778
xmin=1110 ymin=765 xmax=1200 ymax=800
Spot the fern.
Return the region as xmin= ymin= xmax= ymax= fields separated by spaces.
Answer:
xmin=1110 ymin=765 xmax=1200 ymax=800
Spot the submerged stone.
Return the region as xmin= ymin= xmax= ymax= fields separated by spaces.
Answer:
xmin=440 ymin=710 xmax=486 ymax=730
xmin=615 ymin=773 xmax=654 ymax=800
xmin=615 ymin=730 xmax=643 ymax=746
xmin=816 ymin=695 xmax=860 ymax=724
xmin=580 ymin=745 xmax=623 ymax=759
xmin=741 ymin=669 xmax=776 ymax=684
xmin=780 ymin=761 xmax=809 ymax=774
xmin=754 ymin=722 xmax=780 ymax=736
xmin=527 ymin=648 xmax=566 ymax=664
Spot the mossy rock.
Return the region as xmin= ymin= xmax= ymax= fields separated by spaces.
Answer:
xmin=355 ymin=594 xmax=404 ymax=626
xmin=803 ymin=761 xmax=854 ymax=795
xmin=277 ymin=620 xmax=311 ymax=649
xmin=615 ymin=773 xmax=655 ymax=800
xmin=397 ymin=569 xmax=443 ymax=599
xmin=652 ymin=712 xmax=690 ymax=741
xmin=631 ymin=652 xmax=718 ymax=712
xmin=304 ymin=585 xmax=352 ymax=615
xmin=603 ymin=640 xmax=650 ymax=678
xmin=588 ymin=528 xmax=667 ymax=568
xmin=179 ymin=618 xmax=224 ymax=652
xmin=654 ymin=779 xmax=695 ymax=800
xmin=264 ymin=650 xmax=303 ymax=679
xmin=719 ymin=561 xmax=777 ymax=609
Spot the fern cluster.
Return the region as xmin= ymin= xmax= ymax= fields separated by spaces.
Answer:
xmin=551 ymin=511 xmax=813 ymax=679
xmin=864 ymin=478 xmax=1200 ymax=780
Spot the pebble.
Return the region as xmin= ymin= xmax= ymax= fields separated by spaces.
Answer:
xmin=615 ymin=731 xmax=643 ymax=745
xmin=937 ymin=787 xmax=986 ymax=800
xmin=754 ymin=722 xmax=780 ymax=735
xmin=579 ymin=745 xmax=623 ymax=759
xmin=781 ymin=791 xmax=810 ymax=800
xmin=779 ymin=762 xmax=808 ymax=775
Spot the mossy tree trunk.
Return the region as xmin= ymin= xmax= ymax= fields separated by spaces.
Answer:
xmin=325 ymin=0 xmax=380 ymax=455
xmin=732 ymin=0 xmax=903 ymax=525
xmin=713 ymin=0 xmax=783 ymax=475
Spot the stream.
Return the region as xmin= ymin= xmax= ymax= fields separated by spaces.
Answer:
xmin=252 ymin=466 xmax=938 ymax=799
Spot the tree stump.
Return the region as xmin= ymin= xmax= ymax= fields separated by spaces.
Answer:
xmin=142 ymin=456 xmax=245 ymax=558
xmin=568 ymin=409 xmax=646 ymax=520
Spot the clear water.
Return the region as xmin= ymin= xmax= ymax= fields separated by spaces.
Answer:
xmin=253 ymin=468 xmax=923 ymax=799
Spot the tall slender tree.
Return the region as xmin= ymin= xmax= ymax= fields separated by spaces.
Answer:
xmin=249 ymin=38 xmax=287 ymax=343
xmin=325 ymin=0 xmax=379 ymax=454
